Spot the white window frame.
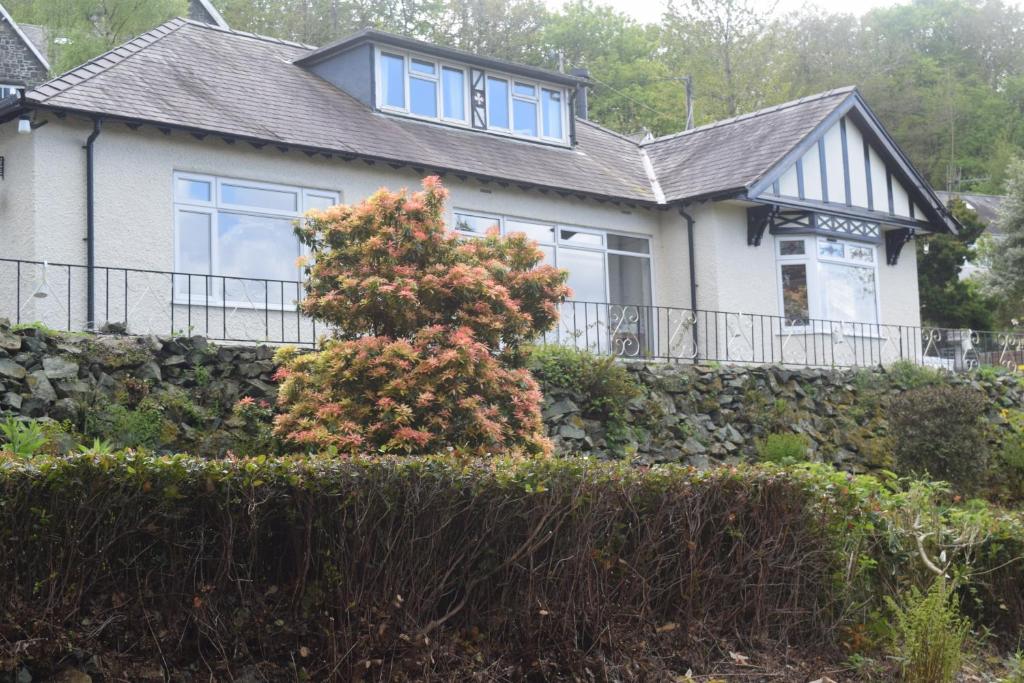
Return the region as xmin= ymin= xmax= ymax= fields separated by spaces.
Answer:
xmin=374 ymin=46 xmax=570 ymax=146
xmin=173 ymin=172 xmax=339 ymax=310
xmin=452 ymin=209 xmax=654 ymax=306
xmin=376 ymin=47 xmax=470 ymax=127
xmin=774 ymin=234 xmax=882 ymax=330
xmin=0 ymin=84 xmax=21 ymax=99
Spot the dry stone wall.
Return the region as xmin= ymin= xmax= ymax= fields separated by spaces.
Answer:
xmin=1 ymin=322 xmax=1022 ymax=468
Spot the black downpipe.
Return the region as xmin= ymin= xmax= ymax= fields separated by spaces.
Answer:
xmin=85 ymin=118 xmax=102 ymax=330
xmin=679 ymin=206 xmax=699 ymax=361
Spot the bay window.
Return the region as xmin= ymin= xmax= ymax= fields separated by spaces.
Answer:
xmin=776 ymin=234 xmax=879 ymax=326
xmin=173 ymin=173 xmax=338 ymax=307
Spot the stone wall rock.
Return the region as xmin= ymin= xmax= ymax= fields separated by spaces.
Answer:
xmin=1 ymin=321 xmax=1022 ymax=469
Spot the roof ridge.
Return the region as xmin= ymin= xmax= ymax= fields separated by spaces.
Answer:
xmin=641 ymin=86 xmax=858 ymax=147
xmin=180 ymin=17 xmax=316 ymax=50
xmin=28 ymin=18 xmax=188 ymax=102
xmin=936 ymin=190 xmax=1005 ymax=199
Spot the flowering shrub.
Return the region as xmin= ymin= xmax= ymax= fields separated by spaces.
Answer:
xmin=275 ymin=177 xmax=569 ymax=454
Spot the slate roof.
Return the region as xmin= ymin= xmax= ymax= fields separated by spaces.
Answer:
xmin=643 ymin=88 xmax=856 ymax=202
xmin=16 ymin=18 xmax=917 ymax=213
xmin=936 ymin=192 xmax=1004 ymax=235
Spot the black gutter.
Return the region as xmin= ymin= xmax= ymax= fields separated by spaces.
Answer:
xmin=679 ymin=206 xmax=699 ymax=362
xmin=85 ymin=117 xmax=102 ymax=330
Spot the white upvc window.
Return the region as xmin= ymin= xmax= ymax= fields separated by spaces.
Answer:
xmin=377 ymin=48 xmax=470 ymax=125
xmin=0 ymin=84 xmax=20 ymax=99
xmin=453 ymin=210 xmax=653 ymax=308
xmin=173 ymin=172 xmax=338 ymax=309
xmin=775 ymin=234 xmax=880 ymax=326
xmin=375 ymin=46 xmax=569 ymax=145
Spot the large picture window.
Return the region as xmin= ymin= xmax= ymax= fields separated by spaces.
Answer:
xmin=775 ymin=235 xmax=879 ymax=326
xmin=453 ymin=210 xmax=653 ymax=307
xmin=173 ymin=173 xmax=338 ymax=307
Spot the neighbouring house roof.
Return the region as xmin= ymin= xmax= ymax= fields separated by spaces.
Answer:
xmin=188 ymin=0 xmax=229 ymax=30
xmin=936 ymin=191 xmax=1004 ymax=236
xmin=0 ymin=2 xmax=50 ymax=73
xmin=4 ymin=17 xmax=955 ymax=231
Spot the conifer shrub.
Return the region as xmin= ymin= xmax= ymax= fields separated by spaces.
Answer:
xmin=274 ymin=177 xmax=569 ymax=455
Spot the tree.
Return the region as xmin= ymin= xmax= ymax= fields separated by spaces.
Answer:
xmin=917 ymin=198 xmax=994 ymax=329
xmin=273 ymin=177 xmax=569 ymax=455
xmin=982 ymin=157 xmax=1024 ymax=326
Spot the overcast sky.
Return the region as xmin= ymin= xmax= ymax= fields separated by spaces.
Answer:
xmin=545 ymin=0 xmax=1024 ymax=25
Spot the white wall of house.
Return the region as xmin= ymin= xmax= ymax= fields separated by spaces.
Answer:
xmin=0 ymin=115 xmax=923 ymax=350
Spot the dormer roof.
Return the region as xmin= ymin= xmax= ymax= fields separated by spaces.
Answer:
xmin=0 ymin=2 xmax=50 ymax=73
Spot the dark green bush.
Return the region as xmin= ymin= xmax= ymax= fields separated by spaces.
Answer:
xmin=890 ymin=385 xmax=989 ymax=489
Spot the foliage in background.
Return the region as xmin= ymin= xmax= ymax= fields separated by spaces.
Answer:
xmin=982 ymin=157 xmax=1024 ymax=326
xmin=886 ymin=579 xmax=970 ymax=683
xmin=889 ymin=384 xmax=989 ymax=489
xmin=0 ymin=418 xmax=46 ymax=458
xmin=917 ymin=198 xmax=995 ymax=329
xmin=274 ymin=177 xmax=568 ymax=455
xmin=527 ymin=345 xmax=640 ymax=419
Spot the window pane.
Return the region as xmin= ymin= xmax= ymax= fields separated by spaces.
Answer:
xmin=217 ymin=214 xmax=299 ymax=281
xmin=513 ymin=82 xmax=536 ymax=97
xmin=608 ymin=254 xmax=652 ymax=306
xmin=410 ymin=76 xmax=438 ymax=117
xmin=381 ymin=53 xmax=405 ymax=108
xmin=607 ymin=234 xmax=650 ymax=254
xmin=176 ymin=211 xmax=211 ymax=296
xmin=779 ymin=239 xmax=805 ymax=256
xmin=442 ymin=67 xmax=465 ymax=120
xmin=820 ymin=262 xmax=877 ymax=323
xmin=818 ymin=238 xmax=844 ymax=259
xmin=542 ymin=89 xmax=562 ymax=138
xmin=848 ymin=244 xmax=874 ymax=263
xmin=560 ymin=248 xmax=606 ymax=303
xmin=487 ymin=77 xmax=509 ymax=128
xmin=781 ymin=263 xmax=809 ymax=324
xmin=410 ymin=59 xmax=435 ymax=75
xmin=221 ymin=183 xmax=297 ymax=212
xmin=304 ymin=193 xmax=336 ymax=211
xmin=454 ymin=213 xmax=499 ymax=235
xmin=506 ymin=220 xmax=554 ymax=243
xmin=513 ymin=98 xmax=538 ymax=136
xmin=176 ymin=178 xmax=211 ymax=202
xmin=560 ymin=229 xmax=602 ymax=246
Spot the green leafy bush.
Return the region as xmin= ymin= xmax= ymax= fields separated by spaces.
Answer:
xmin=755 ymin=432 xmax=810 ymax=465
xmin=527 ymin=345 xmax=641 ymax=419
xmin=275 ymin=177 xmax=569 ymax=455
xmin=885 ymin=360 xmax=944 ymax=389
xmin=0 ymin=418 xmax=46 ymax=458
xmin=886 ymin=579 xmax=970 ymax=683
xmin=890 ymin=385 xmax=989 ymax=489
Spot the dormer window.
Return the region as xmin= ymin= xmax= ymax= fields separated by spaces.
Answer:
xmin=373 ymin=46 xmax=570 ymax=146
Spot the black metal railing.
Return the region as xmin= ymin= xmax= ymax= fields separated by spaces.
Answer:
xmin=1 ymin=258 xmax=1022 ymax=371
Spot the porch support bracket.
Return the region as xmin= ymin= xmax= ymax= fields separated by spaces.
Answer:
xmin=746 ymin=204 xmax=776 ymax=246
xmin=885 ymin=227 xmax=915 ymax=266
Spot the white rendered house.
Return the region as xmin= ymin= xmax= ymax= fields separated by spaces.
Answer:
xmin=0 ymin=18 xmax=961 ymax=366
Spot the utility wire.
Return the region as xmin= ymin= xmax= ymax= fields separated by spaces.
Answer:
xmin=570 ymin=67 xmax=680 ymax=121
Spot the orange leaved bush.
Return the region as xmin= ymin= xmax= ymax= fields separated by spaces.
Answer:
xmin=274 ymin=177 xmax=569 ymax=455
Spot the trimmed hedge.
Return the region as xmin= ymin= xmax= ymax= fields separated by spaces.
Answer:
xmin=0 ymin=454 xmax=1020 ymax=680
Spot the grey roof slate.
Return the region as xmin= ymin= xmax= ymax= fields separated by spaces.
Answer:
xmin=26 ymin=19 xmax=656 ymax=203
xmin=642 ymin=88 xmax=856 ymax=203
xmin=22 ymin=19 xmax=877 ymax=209
xmin=936 ymin=192 xmax=1004 ymax=234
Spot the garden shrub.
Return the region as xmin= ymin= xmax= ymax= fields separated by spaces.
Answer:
xmin=886 ymin=579 xmax=969 ymax=683
xmin=755 ymin=432 xmax=810 ymax=465
xmin=889 ymin=384 xmax=989 ymax=489
xmin=996 ymin=408 xmax=1024 ymax=501
xmin=527 ymin=345 xmax=641 ymax=420
xmin=275 ymin=177 xmax=569 ymax=455
xmin=0 ymin=418 xmax=46 ymax=458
